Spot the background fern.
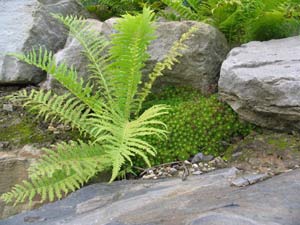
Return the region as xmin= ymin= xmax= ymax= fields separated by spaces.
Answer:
xmin=81 ymin=0 xmax=165 ymax=20
xmin=1 ymin=8 xmax=198 ymax=205
xmin=162 ymin=0 xmax=300 ymax=44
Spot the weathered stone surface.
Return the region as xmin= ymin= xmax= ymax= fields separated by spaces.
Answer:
xmin=219 ymin=36 xmax=300 ymax=130
xmin=0 ymin=145 xmax=42 ymax=219
xmin=45 ymin=19 xmax=228 ymax=94
xmin=146 ymin=21 xmax=229 ymax=94
xmin=0 ymin=0 xmax=89 ymax=85
xmin=231 ymin=173 xmax=269 ymax=187
xmin=2 ymin=168 xmax=300 ymax=225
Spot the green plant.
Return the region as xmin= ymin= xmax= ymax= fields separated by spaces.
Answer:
xmin=135 ymin=86 xmax=253 ymax=166
xmin=162 ymin=0 xmax=300 ymax=44
xmin=0 ymin=8 xmax=198 ymax=205
xmin=81 ymin=0 xmax=165 ymax=20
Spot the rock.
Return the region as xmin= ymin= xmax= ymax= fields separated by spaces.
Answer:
xmin=231 ymin=177 xmax=250 ymax=187
xmin=192 ymin=171 xmax=203 ymax=175
xmin=142 ymin=174 xmax=156 ymax=180
xmin=46 ymin=19 xmax=228 ymax=94
xmin=2 ymin=168 xmax=300 ymax=225
xmin=144 ymin=21 xmax=229 ymax=94
xmin=192 ymin=152 xmax=214 ymax=164
xmin=208 ymin=156 xmax=227 ymax=168
xmin=0 ymin=145 xmax=42 ymax=219
xmin=219 ymin=36 xmax=300 ymax=131
xmin=231 ymin=173 xmax=269 ymax=187
xmin=0 ymin=0 xmax=90 ymax=85
xmin=2 ymin=104 xmax=13 ymax=112
xmin=245 ymin=173 xmax=269 ymax=184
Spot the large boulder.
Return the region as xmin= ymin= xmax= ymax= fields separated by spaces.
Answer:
xmin=2 ymin=168 xmax=300 ymax=225
xmin=145 ymin=21 xmax=229 ymax=94
xmin=0 ymin=0 xmax=89 ymax=85
xmin=219 ymin=36 xmax=300 ymax=131
xmin=45 ymin=19 xmax=228 ymax=95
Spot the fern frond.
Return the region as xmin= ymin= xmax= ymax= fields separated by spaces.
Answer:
xmin=10 ymin=48 xmax=103 ymax=113
xmin=10 ymin=89 xmax=101 ymax=138
xmin=161 ymin=0 xmax=200 ymax=20
xmin=1 ymin=170 xmax=89 ymax=206
xmin=134 ymin=24 xmax=199 ymax=115
xmin=105 ymin=104 xmax=169 ymax=182
xmin=108 ymin=7 xmax=156 ymax=117
xmin=52 ymin=15 xmax=113 ymax=103
xmin=1 ymin=141 xmax=111 ymax=205
xmin=28 ymin=141 xmax=111 ymax=179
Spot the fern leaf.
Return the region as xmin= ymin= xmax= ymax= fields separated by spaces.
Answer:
xmin=161 ymin=0 xmax=200 ymax=20
xmin=53 ymin=15 xmax=113 ymax=103
xmin=1 ymin=142 xmax=111 ymax=205
xmin=28 ymin=141 xmax=111 ymax=179
xmin=108 ymin=7 xmax=156 ymax=117
xmin=106 ymin=104 xmax=169 ymax=182
xmin=135 ymin=24 xmax=199 ymax=115
xmin=10 ymin=48 xmax=103 ymax=114
xmin=10 ymin=89 xmax=102 ymax=138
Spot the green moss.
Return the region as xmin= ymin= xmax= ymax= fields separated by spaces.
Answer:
xmin=0 ymin=117 xmax=51 ymax=146
xmin=135 ymin=86 xmax=254 ymax=167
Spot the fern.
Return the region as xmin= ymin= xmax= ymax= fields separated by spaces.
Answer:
xmin=162 ymin=0 xmax=300 ymax=44
xmin=1 ymin=8 xmax=198 ymax=205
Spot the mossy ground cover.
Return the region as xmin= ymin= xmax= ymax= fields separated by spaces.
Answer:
xmin=135 ymin=86 xmax=254 ymax=167
xmin=225 ymin=130 xmax=300 ymax=174
xmin=0 ymin=88 xmax=80 ymax=150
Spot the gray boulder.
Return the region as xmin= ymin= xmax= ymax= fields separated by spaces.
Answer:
xmin=45 ymin=19 xmax=228 ymax=95
xmin=219 ymin=36 xmax=300 ymax=131
xmin=146 ymin=21 xmax=229 ymax=94
xmin=0 ymin=0 xmax=89 ymax=85
xmin=2 ymin=168 xmax=300 ymax=225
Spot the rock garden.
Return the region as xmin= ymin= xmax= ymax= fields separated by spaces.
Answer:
xmin=1 ymin=0 xmax=300 ymax=224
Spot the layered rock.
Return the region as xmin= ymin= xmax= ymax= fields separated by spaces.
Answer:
xmin=2 ymin=168 xmax=300 ymax=225
xmin=45 ymin=19 xmax=228 ymax=95
xmin=0 ymin=145 xmax=42 ymax=219
xmin=219 ymin=36 xmax=300 ymax=131
xmin=0 ymin=0 xmax=89 ymax=85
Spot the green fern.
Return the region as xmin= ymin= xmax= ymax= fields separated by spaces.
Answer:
xmin=1 ymin=8 xmax=198 ymax=205
xmin=162 ymin=0 xmax=300 ymax=44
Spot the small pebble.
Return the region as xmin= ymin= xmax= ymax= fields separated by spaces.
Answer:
xmin=3 ymin=103 xmax=13 ymax=112
xmin=169 ymin=168 xmax=177 ymax=175
xmin=192 ymin=164 xmax=199 ymax=169
xmin=142 ymin=174 xmax=156 ymax=180
xmin=192 ymin=171 xmax=203 ymax=175
xmin=184 ymin=160 xmax=191 ymax=165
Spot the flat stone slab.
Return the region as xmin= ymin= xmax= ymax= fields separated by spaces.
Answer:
xmin=1 ymin=168 xmax=300 ymax=225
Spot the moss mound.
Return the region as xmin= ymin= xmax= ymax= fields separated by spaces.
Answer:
xmin=136 ymin=87 xmax=253 ymax=167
